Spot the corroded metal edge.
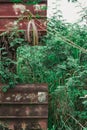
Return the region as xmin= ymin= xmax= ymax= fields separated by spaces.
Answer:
xmin=0 ymin=84 xmax=48 ymax=92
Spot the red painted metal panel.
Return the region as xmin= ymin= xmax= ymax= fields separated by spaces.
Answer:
xmin=0 ymin=2 xmax=47 ymax=33
xmin=0 ymin=4 xmax=46 ymax=16
xmin=0 ymin=18 xmax=46 ymax=31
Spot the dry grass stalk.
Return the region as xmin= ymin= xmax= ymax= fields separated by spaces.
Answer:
xmin=27 ymin=19 xmax=39 ymax=45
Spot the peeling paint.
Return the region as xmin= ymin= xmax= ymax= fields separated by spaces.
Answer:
xmin=0 ymin=84 xmax=48 ymax=129
xmin=38 ymin=92 xmax=47 ymax=102
xmin=13 ymin=4 xmax=26 ymax=15
xmin=15 ymin=94 xmax=22 ymax=101
xmin=6 ymin=97 xmax=11 ymax=101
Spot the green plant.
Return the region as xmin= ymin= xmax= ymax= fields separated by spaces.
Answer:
xmin=0 ymin=4 xmax=43 ymax=91
xmin=0 ymin=25 xmax=28 ymax=92
xmin=11 ymin=0 xmax=42 ymax=4
xmin=17 ymin=17 xmax=87 ymax=129
xmin=0 ymin=1 xmax=87 ymax=129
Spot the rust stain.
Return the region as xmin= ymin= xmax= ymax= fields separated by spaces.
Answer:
xmin=0 ymin=119 xmax=48 ymax=130
xmin=0 ymin=84 xmax=48 ymax=130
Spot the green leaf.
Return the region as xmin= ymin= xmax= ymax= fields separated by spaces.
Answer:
xmin=2 ymin=86 xmax=9 ymax=93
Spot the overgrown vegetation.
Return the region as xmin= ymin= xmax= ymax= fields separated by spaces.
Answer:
xmin=11 ymin=0 xmax=42 ymax=4
xmin=0 ymin=8 xmax=40 ymax=91
xmin=17 ymin=19 xmax=87 ymax=129
xmin=0 ymin=0 xmax=87 ymax=129
xmin=0 ymin=26 xmax=27 ymax=92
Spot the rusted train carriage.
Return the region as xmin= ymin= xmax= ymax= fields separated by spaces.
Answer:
xmin=0 ymin=0 xmax=48 ymax=130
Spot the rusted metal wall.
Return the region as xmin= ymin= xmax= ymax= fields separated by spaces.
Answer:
xmin=0 ymin=0 xmax=47 ymax=33
xmin=0 ymin=84 xmax=48 ymax=130
xmin=0 ymin=1 xmax=47 ymax=129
